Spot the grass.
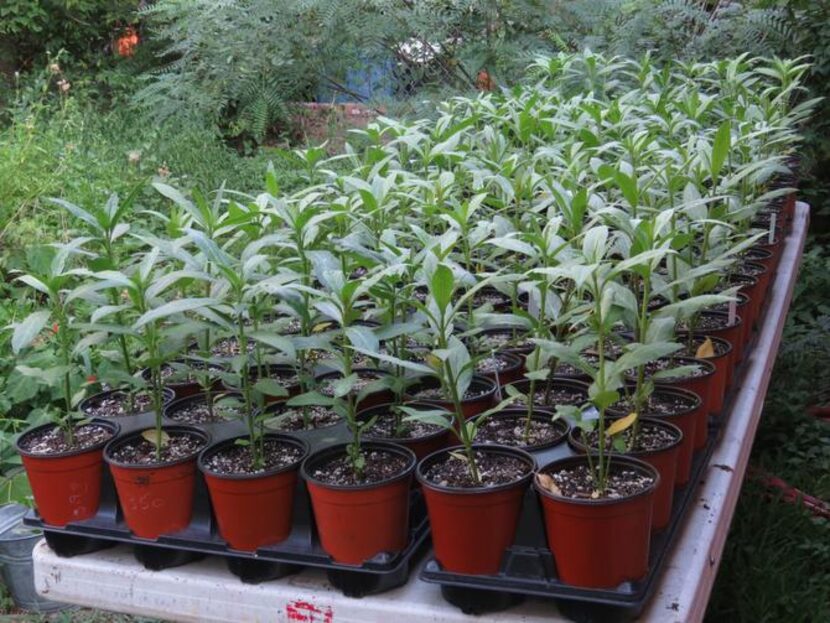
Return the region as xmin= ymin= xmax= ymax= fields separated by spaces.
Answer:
xmin=0 ymin=75 xmax=309 ymax=274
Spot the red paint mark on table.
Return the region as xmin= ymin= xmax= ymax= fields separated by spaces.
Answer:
xmin=286 ymin=600 xmax=333 ymax=622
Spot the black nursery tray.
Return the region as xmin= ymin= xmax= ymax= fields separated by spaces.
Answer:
xmin=24 ymin=410 xmax=430 ymax=598
xmin=420 ymin=334 xmax=761 ymax=621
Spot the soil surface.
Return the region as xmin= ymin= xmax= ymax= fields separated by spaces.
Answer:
xmin=166 ymin=398 xmax=244 ymax=424
xmin=611 ymin=392 xmax=697 ymax=417
xmin=476 ymin=415 xmax=563 ymax=448
xmin=309 ymin=449 xmax=409 ymax=486
xmin=422 ymin=450 xmax=530 ymax=488
xmin=579 ymin=421 xmax=678 ymax=453
xmin=525 ymin=384 xmax=588 ymax=407
xmin=109 ymin=432 xmax=205 ymax=465
xmin=265 ymin=405 xmax=341 ymax=431
xmin=476 ymin=354 xmax=513 ymax=374
xmin=538 ymin=463 xmax=654 ymax=500
xmin=209 ymin=337 xmax=257 ymax=357
xmin=630 ymin=358 xmax=707 ymax=379
xmin=471 ymin=291 xmax=512 ymax=309
xmin=83 ymin=391 xmax=155 ymax=418
xmin=203 ymin=438 xmax=303 ymax=475
xmin=682 ymin=314 xmax=734 ymax=331
xmin=473 ymin=331 xmax=533 ymax=352
xmin=410 ymin=384 xmax=488 ymax=401
xmin=246 ymin=366 xmax=299 ymax=387
xmin=19 ymin=424 xmax=114 ymax=455
xmin=364 ymin=412 xmax=445 ymax=440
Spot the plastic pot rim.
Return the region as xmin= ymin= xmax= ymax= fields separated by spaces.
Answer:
xmin=198 ymin=433 xmax=309 ymax=481
xmin=415 ymin=444 xmax=536 ymax=495
xmin=103 ymin=425 xmax=210 ymax=470
xmin=16 ymin=420 xmax=120 ymax=460
xmin=300 ymin=441 xmax=416 ymax=492
xmin=566 ymin=416 xmax=684 ymax=458
xmin=534 ymin=454 xmax=660 ymax=507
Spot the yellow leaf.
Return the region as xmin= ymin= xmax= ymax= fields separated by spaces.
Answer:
xmin=141 ymin=429 xmax=170 ymax=448
xmin=448 ymin=450 xmax=469 ymax=463
xmin=695 ymin=337 xmax=716 ymax=359
xmin=312 ymin=322 xmax=333 ymax=333
xmin=606 ymin=412 xmax=637 ymax=437
xmin=425 ymin=352 xmax=442 ymax=371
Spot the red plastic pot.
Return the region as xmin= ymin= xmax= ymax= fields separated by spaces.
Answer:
xmin=715 ymin=292 xmax=752 ymax=348
xmin=755 ymin=235 xmax=783 ymax=273
xmin=742 ymin=261 xmax=771 ymax=326
xmin=406 ymin=375 xmax=497 ymax=420
xmin=650 ymin=357 xmax=716 ymax=451
xmin=723 ymin=274 xmax=759 ymax=338
xmin=610 ymin=387 xmax=701 ymax=487
xmin=746 ymin=247 xmax=774 ymax=277
xmin=567 ymin=417 xmax=681 ymax=531
xmin=678 ymin=334 xmax=732 ymax=416
xmin=302 ymin=442 xmax=415 ymax=565
xmin=535 ymin=455 xmax=658 ymax=588
xmin=358 ymin=402 xmax=452 ymax=460
xmin=105 ymin=425 xmax=209 ymax=539
xmin=199 ymin=434 xmax=308 ymax=552
xmin=417 ymin=445 xmax=535 ymax=575
xmin=698 ymin=311 xmax=745 ymax=366
xmin=315 ymin=368 xmax=395 ymax=411
xmin=16 ymin=421 xmax=119 ymax=527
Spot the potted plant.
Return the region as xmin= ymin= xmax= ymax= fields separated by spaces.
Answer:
xmin=295 ymin=264 xmax=418 ymax=565
xmin=11 ymin=244 xmax=118 ymax=526
xmin=402 ymin=263 xmax=536 ymax=575
xmin=93 ymin=248 xmax=214 ymax=539
xmin=533 ymin=226 xmax=662 ymax=588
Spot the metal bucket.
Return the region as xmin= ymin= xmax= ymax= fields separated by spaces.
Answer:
xmin=0 ymin=504 xmax=67 ymax=612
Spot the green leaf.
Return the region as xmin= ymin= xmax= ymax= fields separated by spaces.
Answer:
xmin=10 ymin=311 xmax=50 ymax=354
xmin=16 ymin=275 xmax=50 ymax=296
xmin=399 ymin=406 xmax=452 ymax=429
xmin=286 ymin=391 xmax=337 ymax=408
xmin=248 ymin=332 xmax=296 ymax=358
xmin=134 ymin=298 xmax=218 ymax=329
xmin=254 ymin=378 xmax=289 ymax=398
xmin=612 ymin=342 xmax=683 ymax=376
xmin=331 ymin=373 xmax=358 ymax=398
xmin=430 ymin=264 xmax=455 ymax=312
xmin=345 ymin=325 xmax=379 ymax=354
xmin=711 ymin=120 xmax=731 ymax=183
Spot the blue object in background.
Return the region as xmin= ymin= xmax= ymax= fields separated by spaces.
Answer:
xmin=317 ymin=57 xmax=396 ymax=103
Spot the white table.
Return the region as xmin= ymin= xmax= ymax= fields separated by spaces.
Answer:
xmin=32 ymin=204 xmax=810 ymax=623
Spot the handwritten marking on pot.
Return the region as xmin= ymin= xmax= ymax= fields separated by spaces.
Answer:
xmin=286 ymin=600 xmax=334 ymax=622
